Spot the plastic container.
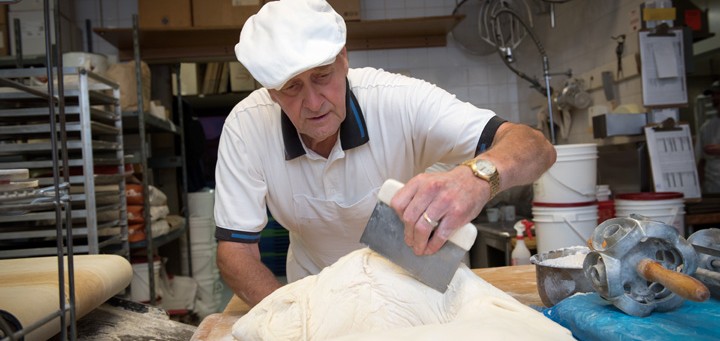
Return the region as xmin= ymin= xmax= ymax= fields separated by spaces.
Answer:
xmin=511 ymin=220 xmax=533 ymax=266
xmin=533 ymin=143 xmax=598 ymax=203
xmin=532 ymin=201 xmax=598 ymax=254
xmin=189 ymin=217 xmax=215 ymax=246
xmin=614 ymin=192 xmax=685 ymax=235
xmin=188 ymin=190 xmax=215 ymax=219
xmin=595 ymin=184 xmax=611 ymax=201
xmin=597 ymin=200 xmax=615 ymax=225
xmin=191 ymin=243 xmax=217 ymax=279
xmin=131 ymin=259 xmax=162 ymax=303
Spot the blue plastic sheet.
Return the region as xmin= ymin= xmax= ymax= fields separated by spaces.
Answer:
xmin=543 ymin=293 xmax=720 ymax=341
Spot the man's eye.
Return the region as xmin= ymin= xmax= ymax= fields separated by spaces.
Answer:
xmin=283 ymin=83 xmax=300 ymax=94
xmin=317 ymin=73 xmax=331 ymax=82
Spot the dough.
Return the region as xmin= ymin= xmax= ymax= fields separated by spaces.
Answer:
xmin=232 ymin=248 xmax=573 ymax=340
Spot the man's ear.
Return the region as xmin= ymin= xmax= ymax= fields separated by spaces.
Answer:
xmin=267 ymin=89 xmax=279 ymax=103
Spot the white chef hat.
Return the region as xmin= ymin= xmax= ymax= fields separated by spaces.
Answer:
xmin=235 ymin=0 xmax=347 ymax=90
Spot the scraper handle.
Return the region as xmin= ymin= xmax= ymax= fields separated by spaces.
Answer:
xmin=636 ymin=259 xmax=710 ymax=302
xmin=378 ymin=179 xmax=478 ymax=252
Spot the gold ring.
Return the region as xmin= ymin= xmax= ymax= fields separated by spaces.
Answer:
xmin=422 ymin=212 xmax=439 ymax=228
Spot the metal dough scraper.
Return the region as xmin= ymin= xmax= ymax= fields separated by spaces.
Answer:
xmin=360 ymin=179 xmax=478 ymax=293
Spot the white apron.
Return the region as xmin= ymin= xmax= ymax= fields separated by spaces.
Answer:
xmin=286 ymin=187 xmax=379 ymax=282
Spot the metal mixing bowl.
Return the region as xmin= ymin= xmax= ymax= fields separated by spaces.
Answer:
xmin=530 ymin=246 xmax=595 ymax=307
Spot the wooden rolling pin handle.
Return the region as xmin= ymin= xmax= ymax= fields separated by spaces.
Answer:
xmin=636 ymin=259 xmax=710 ymax=302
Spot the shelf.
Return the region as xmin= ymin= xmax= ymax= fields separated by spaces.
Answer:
xmin=122 ymin=111 xmax=179 ymax=134
xmin=93 ymin=15 xmax=464 ymax=63
xmin=129 ymin=220 xmax=187 ymax=250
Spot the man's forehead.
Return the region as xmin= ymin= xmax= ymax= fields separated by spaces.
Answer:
xmin=282 ymin=65 xmax=334 ymax=86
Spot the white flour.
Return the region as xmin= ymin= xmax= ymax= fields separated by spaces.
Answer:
xmin=539 ymin=252 xmax=587 ymax=268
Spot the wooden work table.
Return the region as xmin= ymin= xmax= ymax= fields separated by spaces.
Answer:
xmin=190 ymin=264 xmax=541 ymax=341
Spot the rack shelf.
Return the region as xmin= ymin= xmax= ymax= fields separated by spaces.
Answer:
xmin=122 ymin=111 xmax=179 ymax=134
xmin=129 ymin=219 xmax=186 ymax=250
xmin=0 ymin=67 xmax=129 ymax=258
xmin=93 ymin=15 xmax=464 ymax=63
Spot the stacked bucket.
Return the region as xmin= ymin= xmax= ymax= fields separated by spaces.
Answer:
xmin=184 ymin=190 xmax=223 ymax=318
xmin=614 ymin=192 xmax=686 ymax=235
xmin=532 ymin=144 xmax=599 ymax=254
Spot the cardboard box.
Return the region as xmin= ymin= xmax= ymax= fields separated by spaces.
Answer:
xmin=172 ymin=63 xmax=201 ymax=96
xmin=0 ymin=5 xmax=7 ymax=56
xmin=139 ymin=0 xmax=192 ymax=28
xmin=192 ymin=0 xmax=262 ymax=27
xmin=0 ymin=25 xmax=7 ymax=56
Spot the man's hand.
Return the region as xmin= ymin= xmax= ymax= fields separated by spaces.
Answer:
xmin=390 ymin=122 xmax=555 ymax=256
xmin=390 ymin=168 xmax=486 ymax=256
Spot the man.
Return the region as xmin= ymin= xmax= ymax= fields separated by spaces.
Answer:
xmin=214 ymin=0 xmax=556 ymax=307
xmin=696 ymin=81 xmax=720 ymax=194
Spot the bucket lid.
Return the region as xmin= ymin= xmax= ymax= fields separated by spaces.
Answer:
xmin=533 ymin=201 xmax=597 ymax=207
xmin=615 ymin=192 xmax=683 ymax=200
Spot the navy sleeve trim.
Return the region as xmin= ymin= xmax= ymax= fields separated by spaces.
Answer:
xmin=476 ymin=116 xmax=507 ymax=155
xmin=215 ymin=226 xmax=261 ymax=243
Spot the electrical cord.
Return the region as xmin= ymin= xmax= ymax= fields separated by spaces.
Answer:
xmin=489 ymin=7 xmax=557 ymax=144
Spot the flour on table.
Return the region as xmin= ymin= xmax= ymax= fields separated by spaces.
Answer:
xmin=232 ymin=248 xmax=573 ymax=340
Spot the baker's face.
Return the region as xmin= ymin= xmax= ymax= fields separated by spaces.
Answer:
xmin=712 ymin=91 xmax=720 ymax=111
xmin=269 ymin=49 xmax=349 ymax=149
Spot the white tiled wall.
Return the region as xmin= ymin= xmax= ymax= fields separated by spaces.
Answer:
xmin=78 ymin=0 xmax=521 ymax=123
xmin=78 ymin=0 xmax=655 ymax=135
xmin=352 ymin=0 xmax=521 ymax=123
xmin=515 ymin=0 xmax=648 ymax=144
xmin=74 ymin=0 xmax=137 ymax=62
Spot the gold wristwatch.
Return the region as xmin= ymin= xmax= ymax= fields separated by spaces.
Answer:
xmin=461 ymin=158 xmax=500 ymax=200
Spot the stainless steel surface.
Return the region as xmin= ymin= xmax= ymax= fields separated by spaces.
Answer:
xmin=592 ymin=113 xmax=648 ymax=138
xmin=530 ymin=246 xmax=594 ymax=307
xmin=360 ymin=202 xmax=465 ymax=293
xmin=583 ymin=215 xmax=699 ymax=317
xmin=688 ymin=228 xmax=720 ymax=298
xmin=470 ymin=221 xmax=514 ymax=268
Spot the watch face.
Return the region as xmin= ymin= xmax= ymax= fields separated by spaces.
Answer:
xmin=475 ymin=159 xmax=496 ymax=175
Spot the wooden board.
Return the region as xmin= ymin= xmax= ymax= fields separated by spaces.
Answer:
xmin=0 ymin=255 xmax=133 ymax=341
xmin=191 ymin=265 xmax=539 ymax=341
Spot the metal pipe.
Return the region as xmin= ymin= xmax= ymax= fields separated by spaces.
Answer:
xmin=490 ymin=7 xmax=557 ymax=144
xmin=543 ymin=55 xmax=556 ymax=145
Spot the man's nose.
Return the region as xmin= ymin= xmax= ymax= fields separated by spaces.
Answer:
xmin=303 ymin=84 xmax=324 ymax=112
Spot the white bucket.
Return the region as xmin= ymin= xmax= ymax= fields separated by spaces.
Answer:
xmin=532 ymin=202 xmax=598 ymax=254
xmin=131 ymin=260 xmax=162 ymax=303
xmin=192 ymin=243 xmax=217 ymax=279
xmin=533 ymin=143 xmax=598 ymax=203
xmin=614 ymin=192 xmax=685 ymax=235
xmin=189 ymin=217 xmax=215 ymax=246
xmin=188 ymin=191 xmax=215 ymax=219
xmin=596 ymin=184 xmax=612 ymax=201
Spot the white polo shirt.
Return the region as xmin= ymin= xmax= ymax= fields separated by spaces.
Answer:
xmin=214 ymin=67 xmax=502 ymax=281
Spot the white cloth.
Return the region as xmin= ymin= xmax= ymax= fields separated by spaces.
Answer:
xmin=695 ymin=116 xmax=720 ymax=194
xmin=232 ymin=248 xmax=574 ymax=341
xmin=235 ymin=0 xmax=346 ymax=90
xmin=214 ymin=67 xmax=497 ymax=281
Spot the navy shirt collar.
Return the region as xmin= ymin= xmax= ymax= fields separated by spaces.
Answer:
xmin=282 ymin=79 xmax=369 ymax=160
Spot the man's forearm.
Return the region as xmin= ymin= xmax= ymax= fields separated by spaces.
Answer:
xmin=481 ymin=122 xmax=556 ymax=192
xmin=217 ymin=241 xmax=283 ymax=307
